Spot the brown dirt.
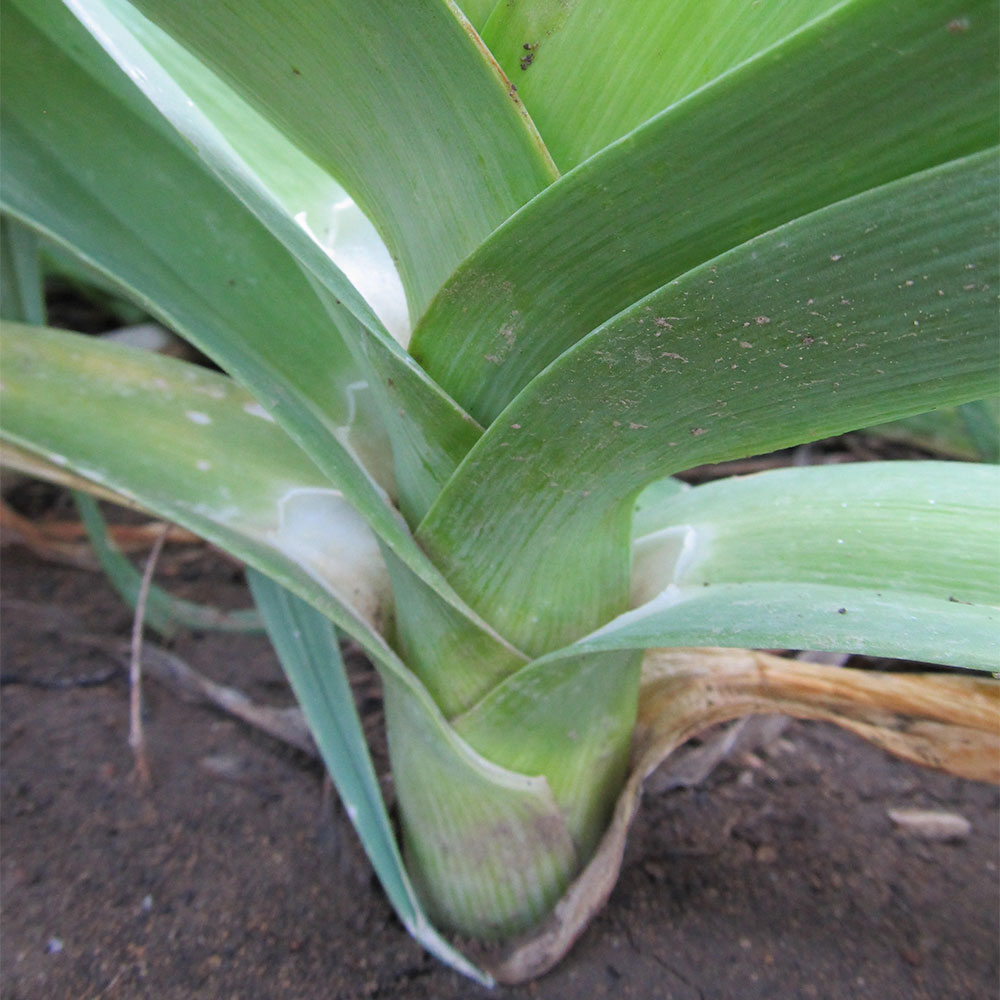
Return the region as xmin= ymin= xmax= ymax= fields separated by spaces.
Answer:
xmin=2 ymin=532 xmax=998 ymax=1000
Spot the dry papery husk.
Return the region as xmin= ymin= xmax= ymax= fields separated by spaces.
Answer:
xmin=483 ymin=647 xmax=1000 ymax=984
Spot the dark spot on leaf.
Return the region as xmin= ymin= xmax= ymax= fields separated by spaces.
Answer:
xmin=838 ymin=608 xmax=847 ymax=615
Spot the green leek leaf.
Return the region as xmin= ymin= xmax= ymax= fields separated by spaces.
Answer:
xmin=66 ymin=0 xmax=486 ymax=522
xmin=2 ymin=1 xmax=395 ymax=500
xmin=573 ymin=583 xmax=999 ymax=672
xmin=412 ymin=0 xmax=998 ymax=424
xmin=2 ymin=322 xmax=579 ymax=940
xmin=482 ymin=0 xmax=840 ymax=169
xmin=1 ymin=322 xmax=391 ymax=646
xmin=4 ymin=1 xmax=513 ymax=665
xmin=120 ymin=0 xmax=558 ymax=316
xmin=419 ymin=151 xmax=999 ymax=655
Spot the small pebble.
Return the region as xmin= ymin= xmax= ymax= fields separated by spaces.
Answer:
xmin=643 ymin=861 xmax=666 ymax=881
xmin=888 ymin=808 xmax=971 ymax=841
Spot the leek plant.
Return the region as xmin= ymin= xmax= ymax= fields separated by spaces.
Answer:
xmin=2 ymin=0 xmax=998 ymax=984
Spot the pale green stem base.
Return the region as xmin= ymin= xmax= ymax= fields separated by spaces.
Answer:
xmin=383 ymin=651 xmax=641 ymax=938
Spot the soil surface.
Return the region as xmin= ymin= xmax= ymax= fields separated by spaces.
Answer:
xmin=2 ymin=519 xmax=998 ymax=999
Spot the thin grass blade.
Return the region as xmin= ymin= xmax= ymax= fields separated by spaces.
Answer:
xmin=246 ymin=570 xmax=494 ymax=987
xmin=74 ymin=492 xmax=263 ymax=636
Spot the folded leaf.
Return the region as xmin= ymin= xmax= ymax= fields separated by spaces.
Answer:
xmin=1 ymin=323 xmax=391 ymax=642
xmin=608 ymin=461 xmax=1000 ymax=670
xmin=412 ymin=0 xmax=998 ymax=423
xmin=120 ymin=0 xmax=558 ymax=316
xmin=632 ymin=462 xmax=1000 ymax=606
xmin=482 ymin=0 xmax=840 ymax=168
xmin=2 ymin=1 xmax=394 ymax=502
xmin=67 ymin=0 xmax=486 ymax=522
xmin=89 ymin=0 xmax=408 ymax=342
xmin=419 ymin=151 xmax=1000 ymax=655
xmin=6 ymin=0 xmax=510 ymax=660
xmin=576 ymin=583 xmax=999 ymax=673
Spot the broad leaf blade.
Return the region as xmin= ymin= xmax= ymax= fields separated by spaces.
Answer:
xmin=74 ymin=491 xmax=263 ymax=636
xmin=88 ymin=0 xmax=409 ymax=343
xmin=575 ymin=582 xmax=999 ymax=672
xmin=2 ymin=0 xmax=396 ymax=502
xmin=1 ymin=323 xmax=391 ymax=642
xmin=632 ymin=463 xmax=1000 ymax=606
xmin=121 ymin=0 xmax=558 ymax=317
xmin=5 ymin=0 xmax=508 ymax=656
xmin=412 ymin=0 xmax=998 ymax=424
xmin=460 ymin=0 xmax=500 ymax=32
xmin=597 ymin=461 xmax=1000 ymax=670
xmin=1 ymin=323 xmax=572 ymax=943
xmin=624 ymin=461 xmax=1000 ymax=670
xmin=418 ymin=151 xmax=1000 ymax=655
xmin=67 ymin=0 xmax=487 ymax=523
xmin=482 ymin=0 xmax=840 ymax=169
